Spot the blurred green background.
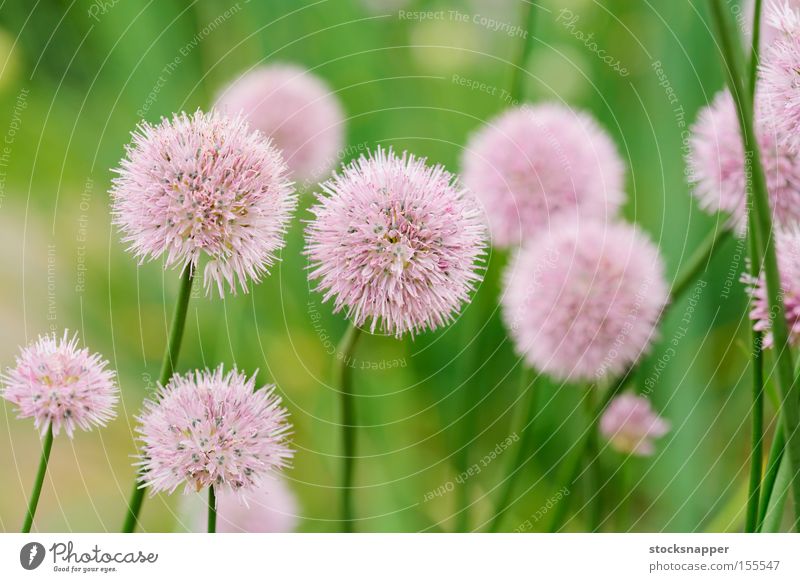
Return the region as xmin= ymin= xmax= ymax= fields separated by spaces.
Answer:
xmin=0 ymin=0 xmax=766 ymax=532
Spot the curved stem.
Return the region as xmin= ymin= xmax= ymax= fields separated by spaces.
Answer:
xmin=509 ymin=1 xmax=538 ymax=103
xmin=337 ymin=322 xmax=362 ymax=533
xmin=757 ymin=424 xmax=785 ymax=530
xmin=669 ymin=227 xmax=732 ymax=299
xmin=710 ymin=0 xmax=800 ymax=531
xmin=488 ymin=367 xmax=538 ymax=531
xmin=21 ymin=425 xmax=54 ymax=533
xmin=208 ymin=486 xmax=217 ymax=533
xmin=122 ymin=267 xmax=195 ymax=533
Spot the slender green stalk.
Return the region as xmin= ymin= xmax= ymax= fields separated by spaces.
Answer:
xmin=122 ymin=267 xmax=195 ymax=533
xmin=670 ymin=227 xmax=732 ymax=299
xmin=548 ymin=376 xmax=628 ymax=532
xmin=763 ymin=452 xmax=792 ymax=531
xmin=337 ymin=322 xmax=362 ymax=533
xmin=757 ymin=425 xmax=785 ymax=530
xmin=584 ymin=387 xmax=603 ymax=532
xmin=748 ymin=0 xmax=763 ymax=99
xmin=710 ymin=0 xmax=800 ymax=531
xmin=21 ymin=425 xmax=54 ymax=533
xmin=509 ymin=1 xmax=537 ymax=103
xmin=487 ymin=367 xmax=538 ymax=532
xmin=745 ymin=329 xmax=765 ymax=532
xmin=208 ymin=486 xmax=217 ymax=533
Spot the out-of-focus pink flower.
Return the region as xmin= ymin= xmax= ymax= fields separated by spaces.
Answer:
xmin=743 ymin=227 xmax=800 ymax=347
xmin=306 ymin=146 xmax=487 ymax=337
xmin=111 ymin=110 xmax=296 ymax=296
xmin=215 ymin=64 xmax=345 ymax=186
xmin=600 ymin=393 xmax=670 ymax=456
xmin=461 ymin=104 xmax=625 ymax=248
xmin=136 ymin=366 xmax=293 ymax=496
xmin=687 ymin=89 xmax=800 ymax=230
xmin=501 ymin=219 xmax=668 ymax=383
xmin=1 ymin=331 xmax=117 ymax=437
xmin=182 ymin=477 xmax=299 ymax=533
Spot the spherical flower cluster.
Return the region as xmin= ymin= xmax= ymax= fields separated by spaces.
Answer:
xmin=501 ymin=219 xmax=669 ymax=383
xmin=599 ymin=393 xmax=670 ymax=456
xmin=743 ymin=227 xmax=800 ymax=348
xmin=182 ymin=477 xmax=299 ymax=533
xmin=215 ymin=64 xmax=345 ymax=186
xmin=745 ymin=0 xmax=800 ymax=50
xmin=136 ymin=366 xmax=293 ymax=496
xmin=111 ymin=110 xmax=296 ymax=296
xmin=306 ymin=147 xmax=487 ymax=337
xmin=686 ymin=89 xmax=800 ymax=230
xmin=1 ymin=331 xmax=117 ymax=437
xmin=461 ymin=103 xmax=625 ymax=248
xmin=761 ymin=1 xmax=800 ymax=152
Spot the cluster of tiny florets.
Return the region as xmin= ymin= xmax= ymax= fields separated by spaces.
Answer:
xmin=136 ymin=366 xmax=293 ymax=496
xmin=600 ymin=393 xmax=670 ymax=456
xmin=111 ymin=110 xmax=296 ymax=296
xmin=306 ymin=147 xmax=487 ymax=337
xmin=1 ymin=331 xmax=117 ymax=437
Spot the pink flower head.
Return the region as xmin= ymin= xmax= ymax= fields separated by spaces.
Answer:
xmin=182 ymin=476 xmax=299 ymax=533
xmin=600 ymin=393 xmax=670 ymax=456
xmin=761 ymin=2 xmax=800 ymax=152
xmin=136 ymin=366 xmax=293 ymax=496
xmin=215 ymin=64 xmax=345 ymax=186
xmin=743 ymin=227 xmax=800 ymax=347
xmin=461 ymin=104 xmax=625 ymax=248
xmin=305 ymin=146 xmax=487 ymax=337
xmin=745 ymin=0 xmax=800 ymax=50
xmin=1 ymin=331 xmax=117 ymax=437
xmin=501 ymin=219 xmax=668 ymax=383
xmin=111 ymin=110 xmax=296 ymax=296
xmin=687 ymin=89 xmax=800 ymax=230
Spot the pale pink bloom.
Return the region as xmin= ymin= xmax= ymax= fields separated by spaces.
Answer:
xmin=744 ymin=0 xmax=800 ymax=50
xmin=136 ymin=366 xmax=293 ymax=496
xmin=461 ymin=104 xmax=625 ymax=248
xmin=501 ymin=219 xmax=668 ymax=383
xmin=743 ymin=227 xmax=800 ymax=347
xmin=215 ymin=64 xmax=345 ymax=186
xmin=761 ymin=2 xmax=800 ymax=152
xmin=1 ymin=331 xmax=117 ymax=437
xmin=687 ymin=89 xmax=800 ymax=229
xmin=111 ymin=110 xmax=296 ymax=296
xmin=600 ymin=393 xmax=670 ymax=456
xmin=182 ymin=477 xmax=299 ymax=533
xmin=306 ymin=147 xmax=487 ymax=337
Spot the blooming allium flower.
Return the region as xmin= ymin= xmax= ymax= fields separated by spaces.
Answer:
xmin=215 ymin=64 xmax=345 ymax=186
xmin=761 ymin=2 xmax=800 ymax=152
xmin=182 ymin=477 xmax=299 ymax=533
xmin=1 ymin=331 xmax=117 ymax=437
xmin=461 ymin=104 xmax=625 ymax=248
xmin=501 ymin=219 xmax=668 ymax=383
xmin=305 ymin=147 xmax=487 ymax=337
xmin=687 ymin=89 xmax=800 ymax=229
xmin=743 ymin=227 xmax=800 ymax=347
xmin=599 ymin=393 xmax=670 ymax=456
xmin=745 ymin=0 xmax=800 ymax=50
xmin=136 ymin=366 xmax=293 ymax=496
xmin=111 ymin=110 xmax=296 ymax=296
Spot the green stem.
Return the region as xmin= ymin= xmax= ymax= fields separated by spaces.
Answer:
xmin=584 ymin=388 xmax=603 ymax=532
xmin=337 ymin=322 xmax=362 ymax=533
xmin=547 ymin=376 xmax=628 ymax=532
xmin=122 ymin=267 xmax=195 ymax=533
xmin=487 ymin=367 xmax=538 ymax=532
xmin=757 ymin=425 xmax=785 ymax=531
xmin=746 ymin=330 xmax=765 ymax=532
xmin=763 ymin=451 xmax=792 ymax=532
xmin=748 ymin=0 xmax=763 ymax=99
xmin=509 ymin=1 xmax=537 ymax=103
xmin=669 ymin=227 xmax=732 ymax=299
xmin=208 ymin=486 xmax=217 ymax=533
xmin=21 ymin=425 xmax=54 ymax=533
xmin=710 ymin=0 xmax=800 ymax=531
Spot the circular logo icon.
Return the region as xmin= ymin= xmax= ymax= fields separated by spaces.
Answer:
xmin=20 ymin=542 xmax=46 ymax=570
